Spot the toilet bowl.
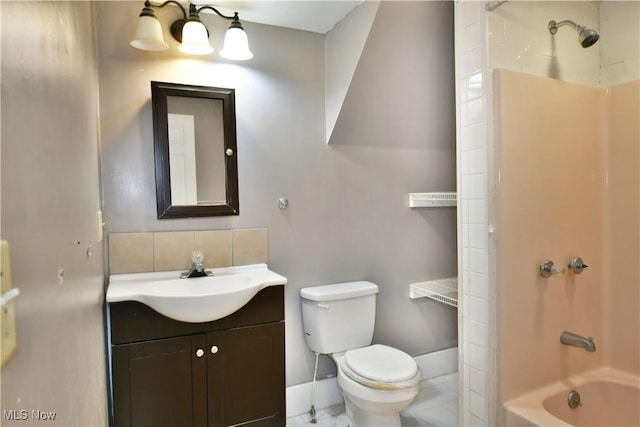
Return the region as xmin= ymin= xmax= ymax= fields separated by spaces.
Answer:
xmin=332 ymin=345 xmax=421 ymax=427
xmin=300 ymin=282 xmax=421 ymax=427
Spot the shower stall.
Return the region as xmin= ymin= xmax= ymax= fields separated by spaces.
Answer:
xmin=455 ymin=1 xmax=639 ymax=425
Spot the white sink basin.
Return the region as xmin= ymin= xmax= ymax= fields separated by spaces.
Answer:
xmin=106 ymin=264 xmax=287 ymax=323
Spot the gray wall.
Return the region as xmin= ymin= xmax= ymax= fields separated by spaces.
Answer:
xmin=97 ymin=1 xmax=456 ymax=386
xmin=0 ymin=1 xmax=107 ymax=425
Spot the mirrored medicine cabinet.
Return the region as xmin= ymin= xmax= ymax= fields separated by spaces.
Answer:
xmin=151 ymin=81 xmax=239 ymax=218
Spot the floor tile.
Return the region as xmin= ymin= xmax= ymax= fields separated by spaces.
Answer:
xmin=286 ymin=372 xmax=459 ymax=427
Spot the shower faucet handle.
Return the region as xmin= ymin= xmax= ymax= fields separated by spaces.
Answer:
xmin=568 ymin=257 xmax=588 ymax=274
xmin=540 ymin=260 xmax=564 ymax=278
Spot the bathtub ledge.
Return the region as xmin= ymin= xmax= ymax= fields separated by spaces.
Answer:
xmin=503 ymin=367 xmax=640 ymax=426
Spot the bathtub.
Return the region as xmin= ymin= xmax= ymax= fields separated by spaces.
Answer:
xmin=504 ymin=367 xmax=640 ymax=426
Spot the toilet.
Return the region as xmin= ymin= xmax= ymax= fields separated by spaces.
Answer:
xmin=300 ymin=281 xmax=421 ymax=427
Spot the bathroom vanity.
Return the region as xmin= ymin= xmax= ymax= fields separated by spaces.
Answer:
xmin=106 ymin=265 xmax=286 ymax=427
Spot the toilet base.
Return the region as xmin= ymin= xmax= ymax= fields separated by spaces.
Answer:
xmin=337 ymin=393 xmax=403 ymax=427
xmin=335 ymin=412 xmax=350 ymax=427
xmin=329 ymin=353 xmax=418 ymax=427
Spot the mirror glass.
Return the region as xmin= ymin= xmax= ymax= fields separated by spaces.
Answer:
xmin=151 ymin=81 xmax=239 ymax=218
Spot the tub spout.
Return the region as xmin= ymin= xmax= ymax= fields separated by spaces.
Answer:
xmin=561 ymin=331 xmax=596 ymax=352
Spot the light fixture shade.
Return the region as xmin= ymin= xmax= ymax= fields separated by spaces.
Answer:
xmin=179 ymin=20 xmax=214 ymax=55
xmin=130 ymin=14 xmax=169 ymax=51
xmin=220 ymin=26 xmax=253 ymax=60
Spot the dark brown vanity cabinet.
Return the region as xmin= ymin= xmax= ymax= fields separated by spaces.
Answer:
xmin=108 ymin=286 xmax=285 ymax=427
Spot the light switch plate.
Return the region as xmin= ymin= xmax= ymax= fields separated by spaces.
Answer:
xmin=1 ymin=241 xmax=17 ymax=367
xmin=97 ymin=210 xmax=104 ymax=242
xmin=1 ymin=302 xmax=17 ymax=367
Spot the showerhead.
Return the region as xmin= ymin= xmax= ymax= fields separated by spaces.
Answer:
xmin=578 ymin=28 xmax=600 ymax=48
xmin=548 ymin=19 xmax=600 ymax=48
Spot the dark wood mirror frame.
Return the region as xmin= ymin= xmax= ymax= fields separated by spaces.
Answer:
xmin=151 ymin=81 xmax=239 ymax=218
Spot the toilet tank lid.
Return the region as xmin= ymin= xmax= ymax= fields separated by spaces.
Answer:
xmin=300 ymin=281 xmax=378 ymax=301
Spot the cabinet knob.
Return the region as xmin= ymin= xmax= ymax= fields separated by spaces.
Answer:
xmin=210 ymin=345 xmax=219 ymax=354
xmin=195 ymin=348 xmax=205 ymax=358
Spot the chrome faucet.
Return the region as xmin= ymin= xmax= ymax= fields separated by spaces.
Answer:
xmin=560 ymin=331 xmax=596 ymax=352
xmin=180 ymin=250 xmax=213 ymax=279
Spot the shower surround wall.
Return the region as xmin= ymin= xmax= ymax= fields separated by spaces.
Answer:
xmin=495 ymin=69 xmax=607 ymax=401
xmin=455 ymin=0 xmax=639 ymax=424
xmin=604 ymin=79 xmax=639 ymax=376
xmin=495 ymin=69 xmax=639 ymax=422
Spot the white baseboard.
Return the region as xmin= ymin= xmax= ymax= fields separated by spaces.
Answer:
xmin=286 ymin=376 xmax=342 ymax=418
xmin=286 ymin=347 xmax=458 ymax=418
xmin=414 ymin=346 xmax=458 ymax=379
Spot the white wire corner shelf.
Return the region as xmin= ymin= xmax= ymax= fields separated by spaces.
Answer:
xmin=408 ymin=192 xmax=456 ymax=208
xmin=409 ymin=277 xmax=458 ymax=307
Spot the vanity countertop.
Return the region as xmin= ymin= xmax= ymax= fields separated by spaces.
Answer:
xmin=106 ymin=263 xmax=287 ymax=322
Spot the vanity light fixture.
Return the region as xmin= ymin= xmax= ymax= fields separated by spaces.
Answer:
xmin=130 ymin=0 xmax=253 ymax=60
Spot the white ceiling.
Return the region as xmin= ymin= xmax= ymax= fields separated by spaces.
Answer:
xmin=194 ymin=0 xmax=363 ymax=34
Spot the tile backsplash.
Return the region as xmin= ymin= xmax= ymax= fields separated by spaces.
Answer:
xmin=108 ymin=229 xmax=268 ymax=274
xmin=108 ymin=232 xmax=154 ymax=274
xmin=231 ymin=228 xmax=268 ymax=266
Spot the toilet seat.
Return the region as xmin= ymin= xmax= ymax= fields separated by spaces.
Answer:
xmin=341 ymin=344 xmax=421 ymax=390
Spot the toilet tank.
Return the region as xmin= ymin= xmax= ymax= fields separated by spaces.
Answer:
xmin=300 ymin=281 xmax=378 ymax=355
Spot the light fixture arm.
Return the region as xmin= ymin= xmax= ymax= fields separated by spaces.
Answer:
xmin=145 ymin=0 xmax=188 ymax=20
xmin=195 ymin=5 xmax=236 ymax=21
xmin=144 ymin=0 xmax=194 ymax=43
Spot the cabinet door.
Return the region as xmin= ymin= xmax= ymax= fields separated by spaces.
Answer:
xmin=207 ymin=322 xmax=285 ymax=427
xmin=112 ymin=335 xmax=208 ymax=427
